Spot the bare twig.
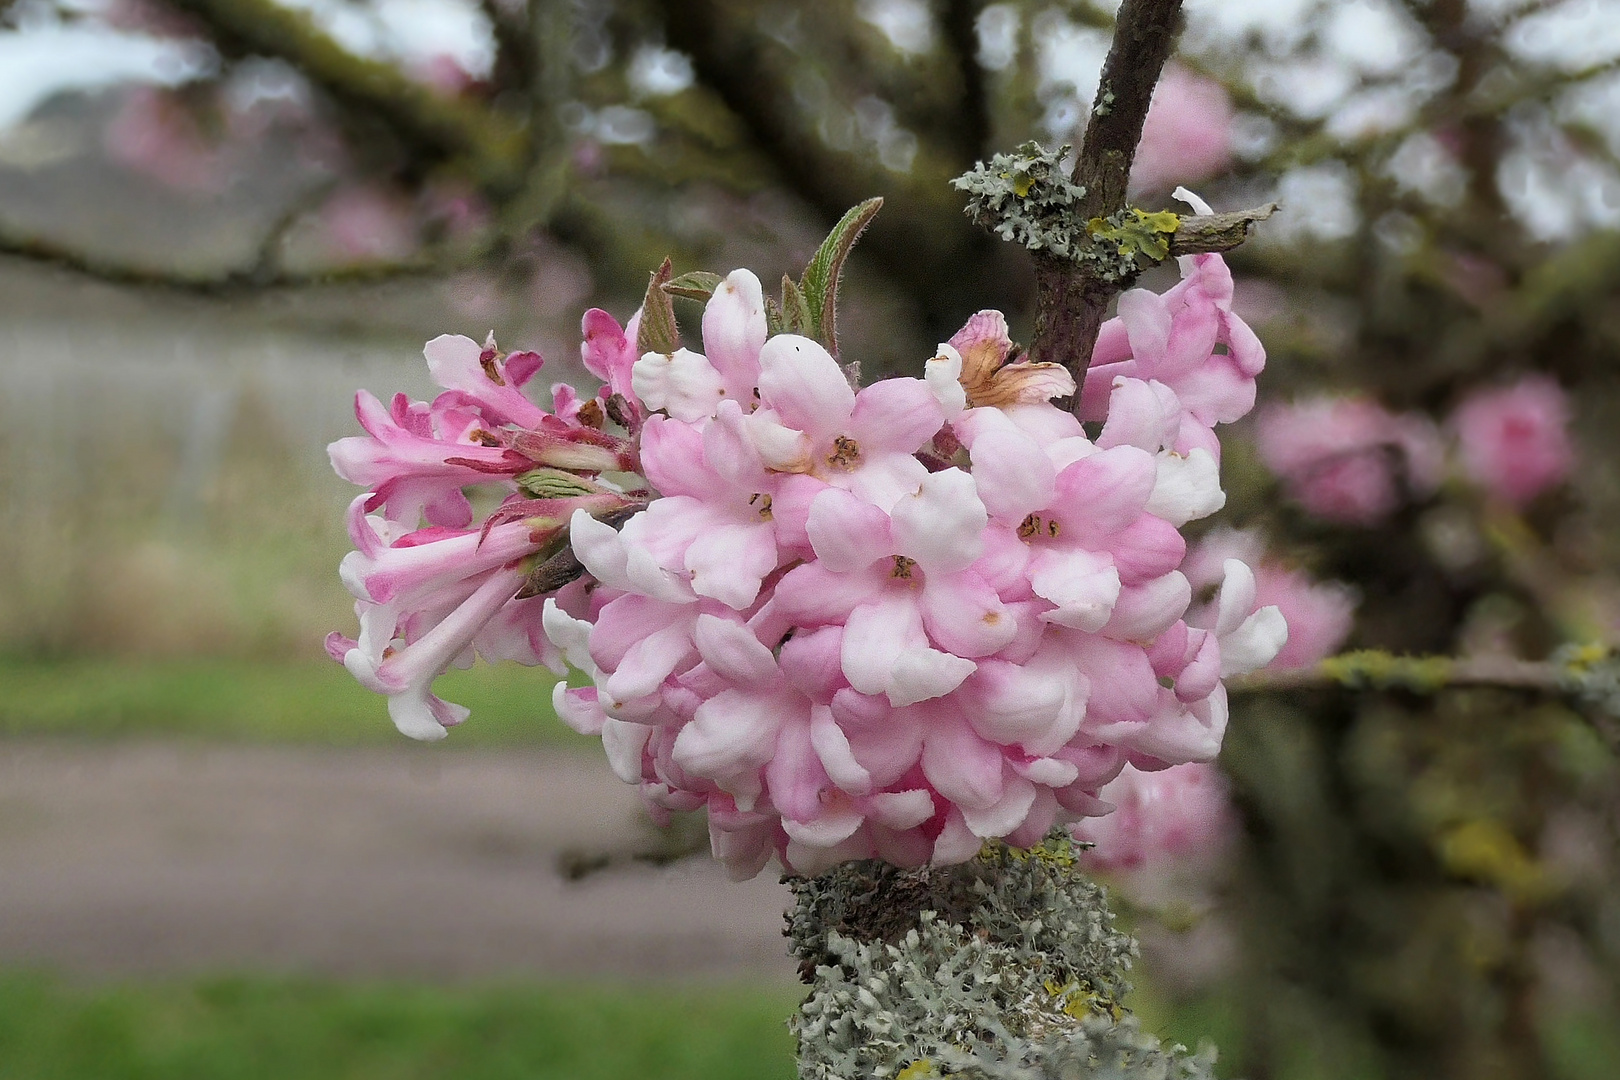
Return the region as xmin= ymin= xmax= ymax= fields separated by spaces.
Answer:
xmin=1169 ymin=203 xmax=1280 ymax=256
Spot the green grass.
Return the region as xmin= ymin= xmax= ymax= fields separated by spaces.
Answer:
xmin=0 ymin=657 xmax=591 ymax=748
xmin=0 ymin=973 xmax=799 ymax=1080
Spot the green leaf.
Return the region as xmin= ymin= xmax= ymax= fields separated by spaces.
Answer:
xmin=799 ymin=197 xmax=882 ymax=354
xmin=764 ymin=296 xmax=784 ymax=336
xmin=636 ymin=257 xmax=680 ymax=355
xmin=780 ymin=274 xmax=813 ymax=336
xmin=662 ymin=270 xmax=723 ymax=303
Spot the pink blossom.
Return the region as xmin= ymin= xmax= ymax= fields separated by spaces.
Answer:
xmin=1451 ymin=375 xmax=1574 ymax=507
xmin=1130 ymin=67 xmax=1234 ymax=196
xmin=1073 ymin=762 xmax=1233 ymax=871
xmin=1256 ymin=396 xmax=1443 ymax=525
xmin=328 ymin=329 xmax=641 ymax=739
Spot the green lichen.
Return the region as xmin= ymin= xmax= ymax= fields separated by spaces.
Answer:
xmin=1319 ymin=650 xmax=1455 ymax=693
xmin=786 ymin=833 xmax=1219 ymax=1080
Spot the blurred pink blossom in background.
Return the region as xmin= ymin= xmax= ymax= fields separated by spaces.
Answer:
xmin=1451 ymin=375 xmax=1574 ymax=507
xmin=1129 ymin=66 xmax=1234 ymax=196
xmin=1073 ymin=762 xmax=1233 ymax=871
xmin=318 ymin=185 xmax=420 ymax=263
xmin=104 ymin=86 xmax=236 ymax=195
xmin=1257 ymin=396 xmax=1444 ymax=526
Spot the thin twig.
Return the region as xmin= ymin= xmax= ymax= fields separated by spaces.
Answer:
xmin=1227 ymin=653 xmax=1562 ymax=695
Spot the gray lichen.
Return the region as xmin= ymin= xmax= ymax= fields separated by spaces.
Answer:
xmin=786 ymin=833 xmax=1220 ymax=1080
xmin=951 ymin=143 xmax=1092 ymax=260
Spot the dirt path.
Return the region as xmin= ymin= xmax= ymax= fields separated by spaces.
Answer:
xmin=0 ymin=741 xmax=796 ymax=984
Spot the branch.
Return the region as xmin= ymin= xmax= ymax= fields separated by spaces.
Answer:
xmin=0 ymin=222 xmax=437 ymax=294
xmin=1169 ymin=203 xmax=1280 ymax=256
xmin=163 ymin=0 xmax=525 ymax=189
xmin=1026 ymin=0 xmax=1184 ymax=381
xmin=1227 ymin=652 xmax=1563 ymax=696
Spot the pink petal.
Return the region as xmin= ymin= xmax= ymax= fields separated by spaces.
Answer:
xmin=693 ymin=613 xmax=779 ymax=688
xmin=811 ymin=704 xmax=873 ymax=795
xmin=1098 ymin=377 xmax=1182 ymax=452
xmin=850 ymin=377 xmax=946 ymax=455
xmin=965 ymin=417 xmax=1057 ymax=523
xmin=685 ymin=521 xmax=779 ymax=610
xmin=919 ymin=570 xmax=1018 ymax=658
xmin=806 ymin=487 xmax=894 ymax=572
xmin=1102 ymin=571 xmax=1192 ymax=642
xmin=1049 ymin=446 xmax=1157 ymax=540
xmin=630 ymin=348 xmax=727 ymax=423
xmin=1029 ymin=547 xmax=1121 ymax=632
xmin=702 ymin=269 xmax=767 ymax=398
xmin=756 ymin=334 xmax=855 ymax=442
xmin=921 ymin=706 xmax=1005 ymax=809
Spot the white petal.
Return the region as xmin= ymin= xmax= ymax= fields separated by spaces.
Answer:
xmin=889 ymin=468 xmax=987 ymax=574
xmin=694 ymin=614 xmax=779 ymax=689
xmin=806 ymin=487 xmax=893 ymax=572
xmin=925 ymin=344 xmax=967 ymax=418
xmin=542 ymin=598 xmax=597 ymax=674
xmin=1214 ymin=558 xmax=1259 ymax=637
xmin=601 ymin=718 xmax=651 ymax=783
xmin=888 ymin=647 xmax=977 ymax=707
xmin=1146 ymin=448 xmax=1226 ymax=527
xmin=570 ymin=509 xmax=634 ymax=592
xmin=867 ymin=789 xmax=936 ymax=831
xmin=960 ymin=777 xmax=1037 ymax=838
xmin=781 ymin=802 xmax=866 ymax=848
xmin=631 ymin=348 xmax=727 ymax=422
xmin=1030 ymin=548 xmax=1121 ymax=632
xmin=1221 ymin=605 xmax=1289 ymax=676
xmin=553 ymin=683 xmax=607 ymax=735
xmin=810 ymin=705 xmax=873 ymax=795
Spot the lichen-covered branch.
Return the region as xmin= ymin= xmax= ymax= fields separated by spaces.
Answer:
xmin=1022 ymin=0 xmax=1183 ymax=384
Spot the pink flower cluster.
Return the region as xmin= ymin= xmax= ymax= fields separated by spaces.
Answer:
xmin=539 ymin=253 xmax=1286 ymax=878
xmin=325 ymin=331 xmax=642 ymax=740
xmin=1258 ymin=374 xmax=1575 ymax=525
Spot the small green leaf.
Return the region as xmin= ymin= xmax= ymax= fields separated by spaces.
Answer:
xmin=764 ymin=296 xmax=785 ymax=336
xmin=636 ymin=257 xmax=680 ymax=356
xmin=515 ymin=468 xmax=601 ymax=500
xmin=799 ymin=197 xmax=883 ymax=354
xmin=780 ymin=274 xmax=812 ymax=336
xmin=662 ymin=270 xmax=723 ymax=303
